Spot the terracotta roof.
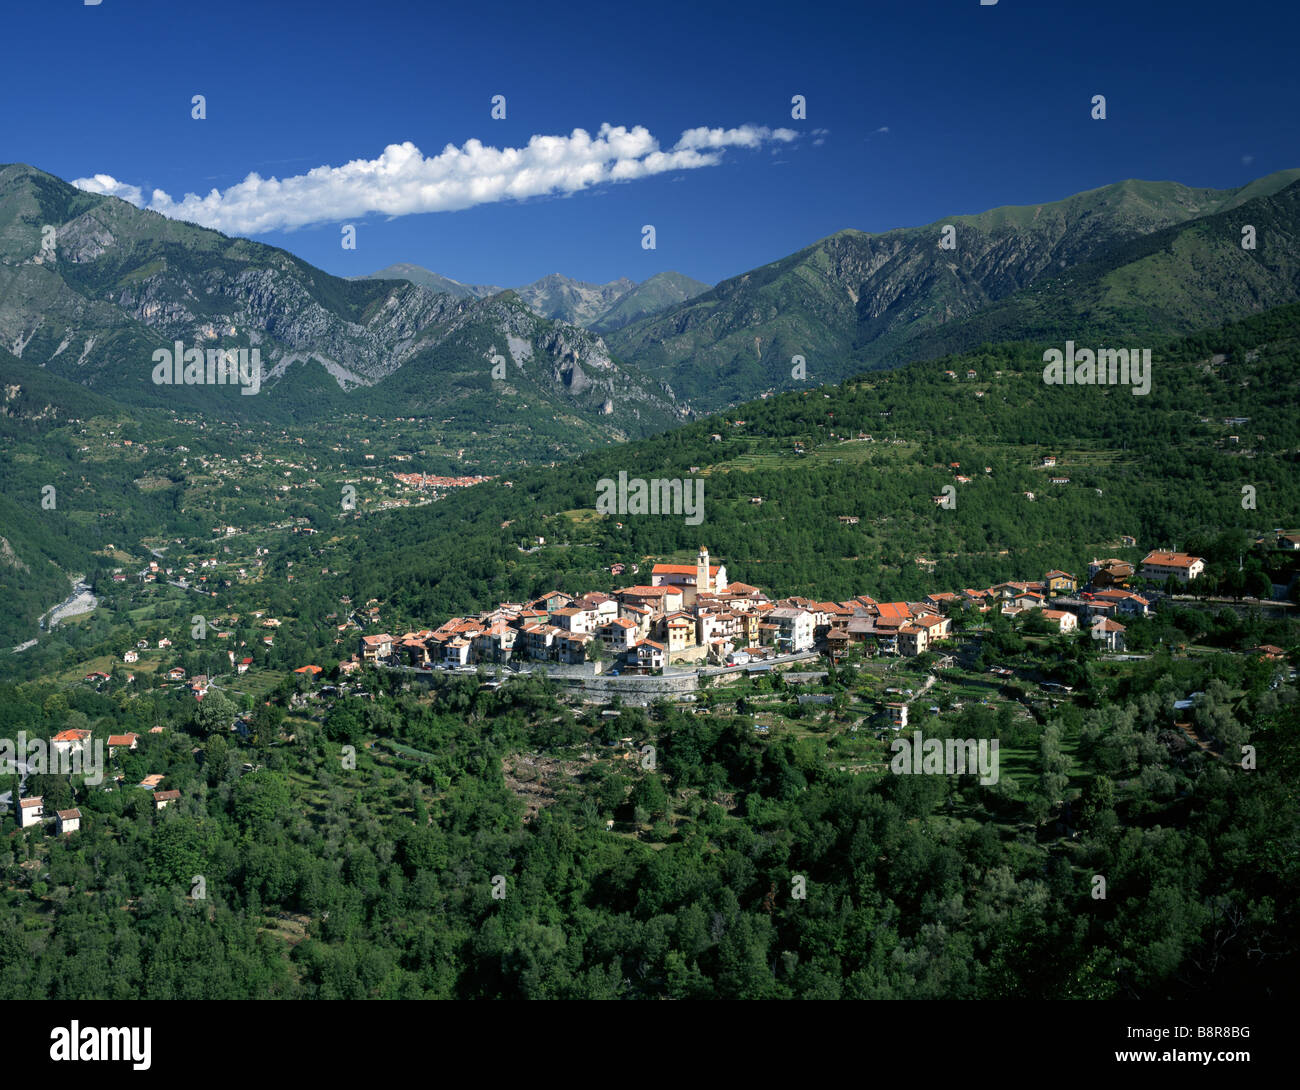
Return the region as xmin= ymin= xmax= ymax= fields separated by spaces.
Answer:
xmin=53 ymin=729 xmax=92 ymax=742
xmin=1142 ymin=551 xmax=1203 ymax=567
xmin=876 ymin=602 xmax=912 ymax=621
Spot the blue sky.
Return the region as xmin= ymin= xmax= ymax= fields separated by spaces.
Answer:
xmin=3 ymin=0 xmax=1296 ymax=288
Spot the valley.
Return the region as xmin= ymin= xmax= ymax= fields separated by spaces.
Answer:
xmin=1 ymin=151 xmax=1297 ymax=1006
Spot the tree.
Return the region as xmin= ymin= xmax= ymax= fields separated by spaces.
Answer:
xmin=233 ymin=770 xmax=290 ymax=834
xmin=630 ymin=775 xmax=668 ymax=818
xmin=194 ymin=690 xmax=236 ymax=736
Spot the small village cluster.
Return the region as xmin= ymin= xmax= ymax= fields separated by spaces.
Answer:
xmin=12 ymin=728 xmax=175 ymax=834
xmin=342 ymin=547 xmax=1209 ymax=674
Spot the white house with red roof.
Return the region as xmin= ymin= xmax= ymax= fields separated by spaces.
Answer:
xmin=1041 ymin=609 xmax=1078 ymax=634
xmin=1140 ymin=551 xmax=1205 ymax=583
xmin=360 ymin=633 xmax=394 ymax=663
xmin=1091 ymin=617 xmax=1127 ymax=651
xmin=52 ymin=729 xmax=92 ymax=756
xmin=16 ymin=796 xmax=43 ymax=828
xmin=636 ymin=640 xmax=665 ymax=670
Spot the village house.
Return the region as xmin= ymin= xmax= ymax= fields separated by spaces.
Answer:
xmin=912 ymin=613 xmax=952 ymax=642
xmin=1140 ymin=551 xmax=1206 ymax=583
xmin=473 ymin=622 xmax=518 ymax=663
xmin=925 ymin=591 xmax=960 ymax=611
xmin=898 ymin=623 xmax=929 ymax=657
xmin=523 ymin=624 xmax=561 ymax=661
xmin=1044 ymin=570 xmax=1077 ymax=595
xmin=1090 ymin=589 xmax=1151 ymax=616
xmin=528 ymin=591 xmax=573 ymax=614
xmin=107 ymin=733 xmax=138 ymax=754
xmin=576 ymin=592 xmax=620 ymax=624
xmin=17 ymin=796 xmax=44 ymax=828
xmin=1041 ymin=609 xmax=1078 ymax=634
xmin=654 ymin=611 xmax=694 ymax=655
xmin=52 ymin=729 xmax=92 ymax=756
xmin=555 ymin=632 xmax=593 ymax=665
xmin=767 ymin=607 xmax=815 ymax=653
xmin=56 ymin=808 xmax=81 ymax=836
xmin=635 ymin=640 xmax=665 ymax=671
xmin=442 ymin=638 xmax=472 ymax=667
xmin=360 ymin=633 xmax=394 ymax=663
xmin=154 ymin=790 xmax=181 ymax=811
xmin=598 ymin=617 xmax=639 ymax=654
xmin=550 ymin=607 xmax=597 ymax=635
xmin=1091 ymin=618 xmax=1127 ymax=652
xmin=1088 ymin=559 xmax=1135 ymax=588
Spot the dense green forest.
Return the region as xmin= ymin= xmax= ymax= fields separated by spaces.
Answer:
xmin=0 ymin=643 xmax=1295 ymax=998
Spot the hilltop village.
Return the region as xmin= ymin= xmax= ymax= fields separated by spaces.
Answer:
xmin=344 ymin=547 xmax=1211 ymax=676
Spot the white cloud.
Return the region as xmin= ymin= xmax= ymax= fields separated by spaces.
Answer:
xmin=73 ymin=173 xmax=144 ymax=207
xmin=72 ymin=123 xmax=799 ymax=235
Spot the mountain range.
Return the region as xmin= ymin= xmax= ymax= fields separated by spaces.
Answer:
xmin=3 ymin=161 xmax=1300 ymax=433
xmin=360 ymin=265 xmax=711 ymax=332
xmin=607 ymin=170 xmax=1300 ymax=407
xmin=0 ymin=164 xmax=683 ymax=439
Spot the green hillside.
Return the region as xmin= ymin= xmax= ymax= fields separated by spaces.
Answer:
xmin=607 ymin=171 xmax=1300 ymax=408
xmin=346 ymin=302 xmax=1300 ymax=622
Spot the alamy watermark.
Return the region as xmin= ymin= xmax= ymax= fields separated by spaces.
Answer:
xmin=596 ymin=471 xmax=703 ymax=526
xmin=1 ymin=732 xmax=105 ymax=786
xmin=152 ymin=341 xmax=262 ymax=395
xmin=1042 ymin=342 xmax=1150 ymax=396
xmin=890 ymin=730 xmax=999 ymax=785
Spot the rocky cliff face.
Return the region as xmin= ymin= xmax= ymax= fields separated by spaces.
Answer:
xmin=0 ymin=164 xmax=682 ymax=432
xmin=607 ymin=171 xmax=1300 ymax=407
xmin=512 ymin=273 xmax=636 ymax=327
